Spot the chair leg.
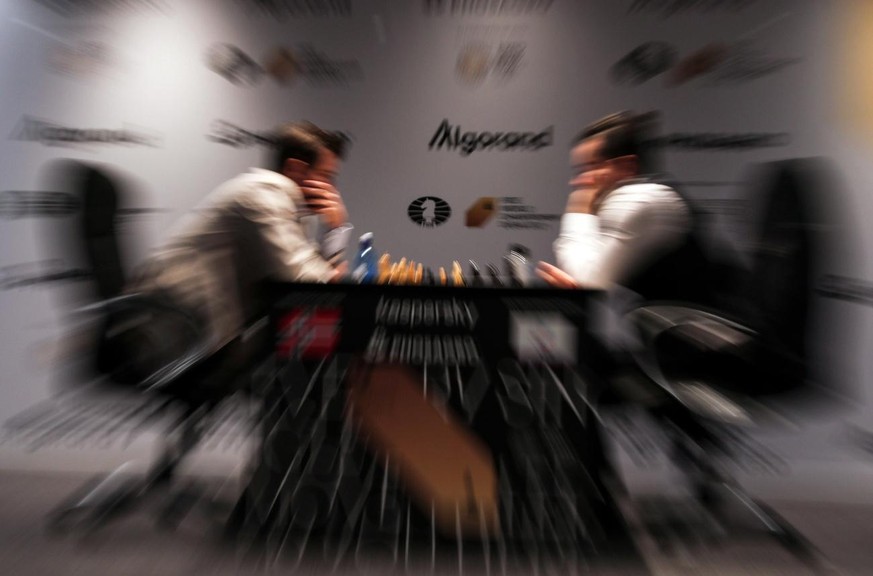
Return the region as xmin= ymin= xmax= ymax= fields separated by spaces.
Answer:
xmin=46 ymin=407 xmax=212 ymax=534
xmin=720 ymin=484 xmax=837 ymax=574
xmin=670 ymin=433 xmax=836 ymax=574
xmin=46 ymin=463 xmax=143 ymax=534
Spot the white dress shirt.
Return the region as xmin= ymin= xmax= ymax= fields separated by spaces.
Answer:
xmin=554 ymin=180 xmax=691 ymax=291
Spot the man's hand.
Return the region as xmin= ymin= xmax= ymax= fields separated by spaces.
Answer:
xmin=565 ymin=187 xmax=599 ymax=214
xmin=536 ymin=261 xmax=579 ymax=288
xmin=329 ymin=261 xmax=348 ymax=282
xmin=302 ymin=179 xmax=348 ymax=229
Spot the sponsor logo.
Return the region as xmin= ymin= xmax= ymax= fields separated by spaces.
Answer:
xmin=47 ymin=39 xmax=120 ymax=78
xmin=511 ymin=312 xmax=576 ymax=364
xmin=9 ymin=116 xmax=161 ymax=148
xmin=611 ymin=42 xmax=677 ymax=85
xmin=207 ymin=120 xmax=352 ymax=149
xmin=206 ymin=43 xmax=363 ymax=86
xmin=465 ymin=196 xmax=497 ymax=227
xmin=205 ymin=44 xmax=264 ymax=86
xmin=408 ymin=196 xmax=452 ymax=227
xmin=207 ymin=120 xmax=275 ymax=148
xmin=612 ymin=42 xmax=799 ymax=86
xmin=456 ymin=42 xmax=526 ymax=85
xmin=237 ymin=0 xmax=352 ymax=19
xmin=424 ymin=0 xmax=554 ymax=16
xmin=693 ymin=197 xmax=745 ymax=218
xmin=0 ymin=191 xmax=167 ymax=220
xmin=33 ymin=0 xmax=169 ymax=15
xmin=367 ymin=296 xmax=480 ymax=366
xmin=465 ymin=196 xmax=560 ymax=229
xmin=627 ymin=0 xmax=758 ymax=17
xmin=263 ymin=47 xmax=300 ymax=85
xmin=817 ymin=275 xmax=873 ymax=306
xmin=456 ymin=44 xmax=492 ymax=84
xmin=277 ymin=307 xmax=342 ymax=360
xmin=0 ymin=191 xmax=79 ymax=219
xmin=646 ymin=132 xmax=790 ymax=150
xmin=428 ymin=119 xmax=553 ymax=156
xmin=0 ymin=260 xmax=89 ymax=291
xmin=298 ymin=44 xmax=363 ymax=84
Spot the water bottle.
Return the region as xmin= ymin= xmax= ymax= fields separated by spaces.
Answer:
xmin=351 ymin=232 xmax=378 ymax=283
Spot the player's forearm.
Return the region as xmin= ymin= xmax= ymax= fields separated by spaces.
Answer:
xmin=553 ymin=213 xmax=606 ymax=286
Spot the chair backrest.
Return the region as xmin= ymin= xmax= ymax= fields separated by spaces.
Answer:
xmin=743 ymin=160 xmax=825 ymax=363
xmin=733 ymin=158 xmax=851 ymax=398
xmin=76 ymin=165 xmax=126 ymax=300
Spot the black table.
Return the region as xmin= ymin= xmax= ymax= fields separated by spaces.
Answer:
xmin=228 ymin=283 xmax=648 ymax=573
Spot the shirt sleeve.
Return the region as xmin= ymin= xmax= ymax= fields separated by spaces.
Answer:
xmin=320 ymin=223 xmax=354 ymax=266
xmin=553 ymin=193 xmax=690 ymax=290
xmin=235 ymin=185 xmax=336 ymax=283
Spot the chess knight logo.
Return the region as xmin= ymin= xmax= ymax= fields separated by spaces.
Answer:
xmin=408 ymin=197 xmax=452 ymax=228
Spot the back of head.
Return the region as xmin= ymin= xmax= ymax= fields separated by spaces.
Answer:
xmin=270 ymin=121 xmax=349 ymax=172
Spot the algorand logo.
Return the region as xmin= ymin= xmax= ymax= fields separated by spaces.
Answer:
xmin=428 ymin=120 xmax=553 ymax=156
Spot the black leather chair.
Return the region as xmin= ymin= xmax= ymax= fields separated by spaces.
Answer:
xmin=623 ymin=159 xmax=846 ymax=569
xmin=45 ymin=163 xmax=247 ymax=533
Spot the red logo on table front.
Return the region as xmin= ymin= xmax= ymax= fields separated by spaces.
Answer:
xmin=277 ymin=308 xmax=341 ymax=359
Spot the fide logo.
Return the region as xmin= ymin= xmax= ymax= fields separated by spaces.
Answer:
xmin=408 ymin=197 xmax=451 ymax=228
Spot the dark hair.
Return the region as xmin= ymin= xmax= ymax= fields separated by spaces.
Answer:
xmin=271 ymin=123 xmax=321 ymax=172
xmin=270 ymin=122 xmax=350 ymax=172
xmin=574 ymin=111 xmax=641 ymax=160
xmin=574 ymin=110 xmax=660 ymax=173
xmin=307 ymin=123 xmax=349 ymax=160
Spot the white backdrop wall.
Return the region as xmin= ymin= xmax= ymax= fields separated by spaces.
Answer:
xmin=2 ymin=0 xmax=872 ymax=454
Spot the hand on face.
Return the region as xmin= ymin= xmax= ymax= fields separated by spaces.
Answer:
xmin=567 ymin=137 xmax=613 ymax=214
xmin=301 ymin=179 xmax=348 ymax=229
xmin=565 ymin=185 xmax=602 ymax=214
xmin=536 ymin=261 xmax=579 ymax=289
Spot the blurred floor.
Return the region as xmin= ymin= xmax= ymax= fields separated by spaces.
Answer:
xmin=0 ymin=464 xmax=871 ymax=575
xmin=3 ymin=397 xmax=873 ymax=575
